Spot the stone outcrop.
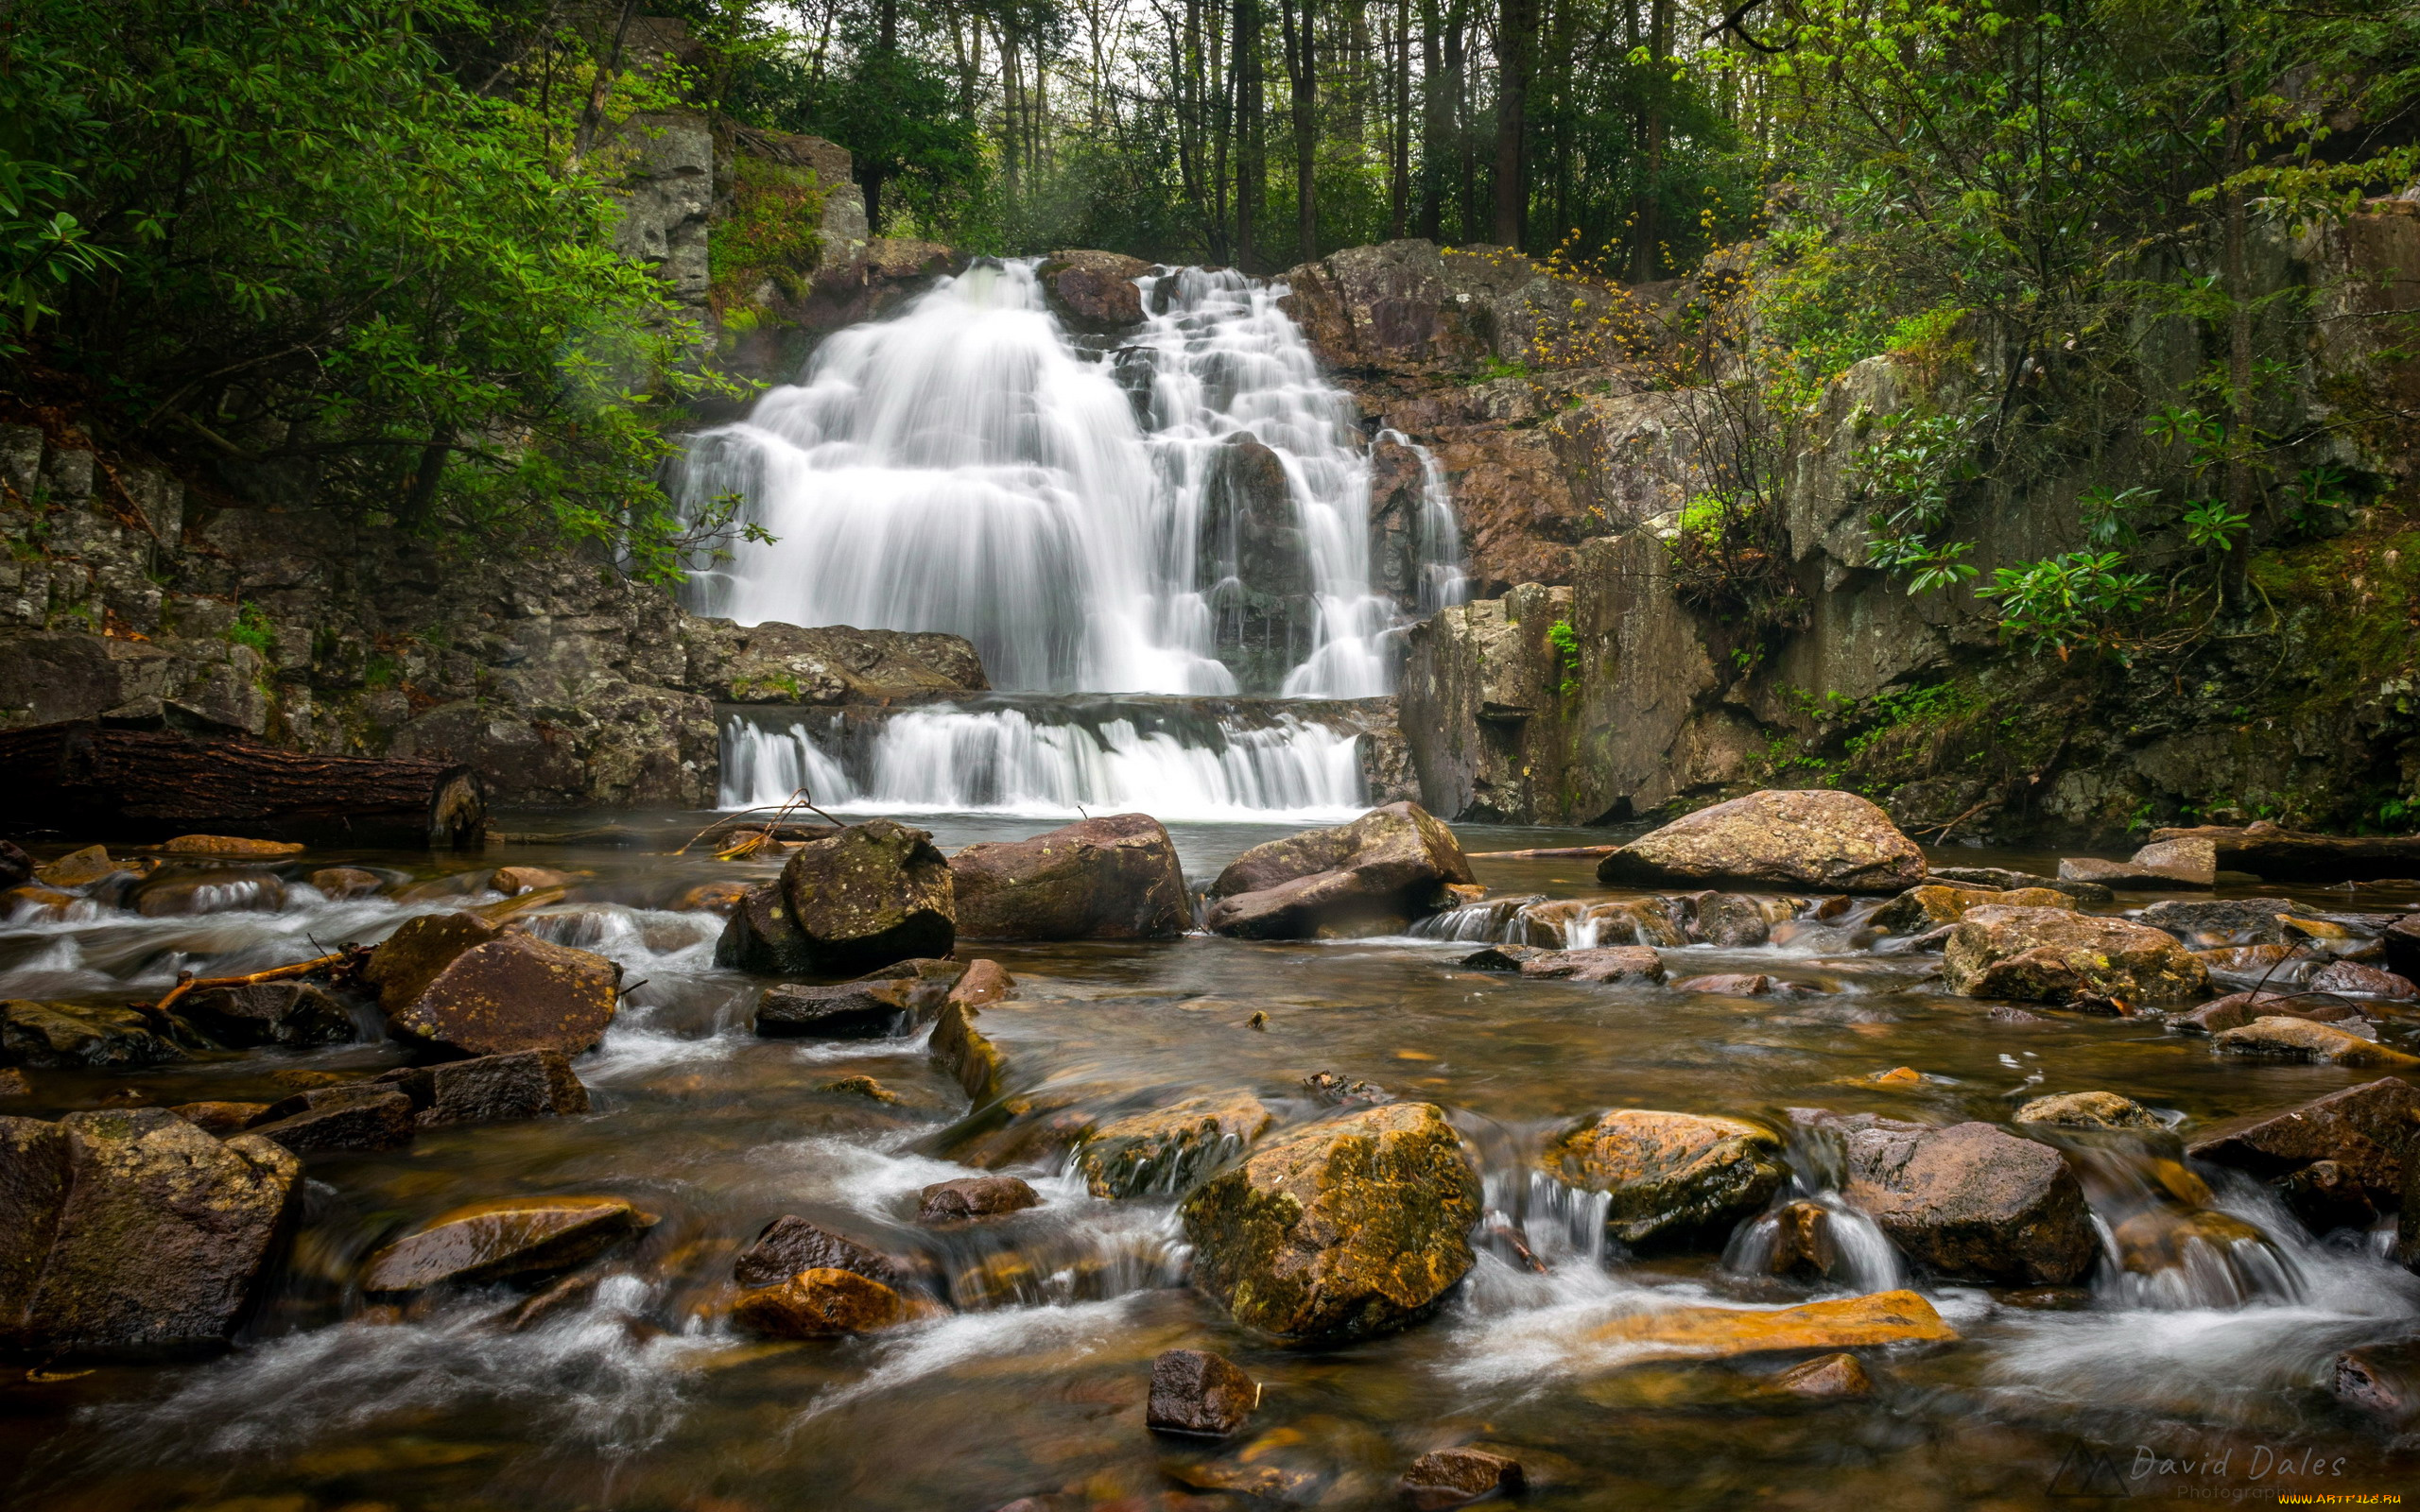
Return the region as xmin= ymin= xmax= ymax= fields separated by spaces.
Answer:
xmin=1180 ymin=1102 xmax=1482 ymax=1341
xmin=1597 ymin=788 xmax=1927 ymax=893
xmin=1837 ymin=1120 xmax=2095 ymax=1284
xmin=1942 ymin=905 xmax=2208 ymax=1009
xmin=683 ymin=620 xmax=985 ymax=704
xmin=180 ymin=981 xmax=356 ymax=1047
xmin=950 ymin=814 xmax=1191 ymax=941
xmin=1036 ymin=249 xmax=1151 ymax=331
xmin=3 ymin=1108 xmax=300 ymax=1358
xmin=1204 ymin=801 xmax=1474 ymax=938
xmin=1540 ymin=1109 xmax=1787 ymax=1250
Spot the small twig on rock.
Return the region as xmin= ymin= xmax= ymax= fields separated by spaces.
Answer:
xmin=148 ymin=952 xmax=348 ymax=1016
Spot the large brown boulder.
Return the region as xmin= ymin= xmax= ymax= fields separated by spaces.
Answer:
xmin=362 ymin=1195 xmax=653 ymax=1292
xmin=1840 ymin=1120 xmax=2094 ymax=1284
xmin=9 ymin=1108 xmax=299 ymax=1358
xmin=371 ymin=1049 xmax=591 ymax=1127
xmin=2187 ymin=1079 xmax=2420 ymax=1206
xmin=778 ymin=820 xmax=956 ymax=973
xmin=1180 ymin=1102 xmax=1481 ymax=1341
xmin=951 ymin=814 xmax=1190 ymax=941
xmin=1942 ymin=905 xmax=2207 ymax=1009
xmin=180 ymin=982 xmax=358 ymax=1047
xmin=386 ymin=934 xmax=621 ymax=1057
xmin=363 ymin=912 xmax=504 ymax=1013
xmin=1596 ymin=789 xmax=1926 ymax=893
xmin=1035 ymin=249 xmax=1151 ymax=329
xmin=1540 ymin=1109 xmax=1787 ymax=1250
xmin=1204 ymin=802 xmax=1474 ymax=939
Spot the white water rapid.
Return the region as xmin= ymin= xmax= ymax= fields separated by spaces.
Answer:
xmin=677 ymin=258 xmax=1462 ymax=816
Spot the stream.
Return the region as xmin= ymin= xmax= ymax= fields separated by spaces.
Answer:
xmin=7 ymin=816 xmax=2419 ymax=1510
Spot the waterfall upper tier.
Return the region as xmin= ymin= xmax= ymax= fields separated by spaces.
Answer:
xmin=676 ymin=259 xmax=1462 ymax=699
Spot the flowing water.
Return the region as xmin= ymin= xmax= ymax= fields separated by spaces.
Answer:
xmin=675 ymin=258 xmax=1461 ymax=816
xmin=8 ymin=825 xmax=2420 ymax=1511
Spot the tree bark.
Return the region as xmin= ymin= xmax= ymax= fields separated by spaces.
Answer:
xmin=1279 ymin=0 xmax=1319 ymax=260
xmin=1492 ymin=0 xmax=1530 ymax=247
xmin=0 ymin=723 xmax=487 ymax=848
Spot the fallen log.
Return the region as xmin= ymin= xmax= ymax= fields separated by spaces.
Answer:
xmin=2145 ymin=824 xmax=2420 ymax=883
xmin=0 ymin=721 xmax=485 ymax=848
xmin=1466 ymin=846 xmax=1622 ymax=860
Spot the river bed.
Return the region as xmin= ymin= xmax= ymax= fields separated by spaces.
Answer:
xmin=6 ymin=814 xmax=2419 ymax=1511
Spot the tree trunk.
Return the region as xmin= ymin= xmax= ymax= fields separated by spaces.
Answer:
xmin=1419 ymin=0 xmax=1444 ymax=239
xmin=1630 ymin=0 xmax=1669 ymax=281
xmin=1389 ymin=0 xmax=1411 ymax=238
xmin=1280 ymin=0 xmax=1320 ymax=260
xmin=1236 ymin=0 xmax=1263 ymax=269
xmin=1491 ymin=0 xmax=1529 ymax=249
xmin=2219 ymin=9 xmax=2255 ymax=612
xmin=0 ymin=723 xmax=487 ymax=848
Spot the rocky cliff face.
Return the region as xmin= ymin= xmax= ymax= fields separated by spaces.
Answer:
xmin=0 ymin=422 xmax=982 ymax=814
xmin=1362 ymin=209 xmax=2420 ymax=841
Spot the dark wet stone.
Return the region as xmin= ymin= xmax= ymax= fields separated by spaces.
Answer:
xmin=1302 ymin=1071 xmax=1390 ymax=1106
xmin=247 ymin=1084 xmax=416 ymax=1154
xmin=713 ymin=881 xmax=819 ymax=974
xmin=732 ymin=1214 xmax=926 ymax=1292
xmin=753 ymin=982 xmax=911 ymax=1039
xmin=387 ymin=934 xmax=622 ymax=1058
xmin=1691 ymin=892 xmax=1783 ymax=948
xmin=372 ymin=1049 xmax=590 ymax=1127
xmin=2311 ymin=961 xmax=2418 ymax=1000
xmin=2333 ymin=1340 xmax=2420 ymax=1426
xmin=363 ymin=1196 xmax=652 ymax=1292
xmin=130 ymin=868 xmax=286 ymax=918
xmin=362 ymin=911 xmax=504 ymax=1014
xmin=0 ymin=1068 xmax=28 ymax=1096
xmin=1398 ymin=1446 xmax=1525 ymax=1509
xmin=1772 ymin=1352 xmax=1871 ymax=1399
xmin=0 ymin=1001 xmax=182 ymax=1070
xmin=2191 ymin=1078 xmax=2420 ymax=1209
xmin=1147 ymin=1347 xmax=1259 ymax=1436
xmin=179 ymin=981 xmax=357 ymax=1048
xmin=732 ymin=1265 xmax=932 ymax=1336
xmin=1459 ymin=943 xmax=1547 ymax=971
xmin=778 ymin=819 xmax=958 ymax=973
xmin=0 ymin=1115 xmax=70 ymax=1337
xmin=918 ymin=1176 xmax=1040 ymax=1223
xmin=18 ymin=1108 xmax=299 ymax=1358
xmin=2280 ymin=1160 xmax=2378 ymax=1234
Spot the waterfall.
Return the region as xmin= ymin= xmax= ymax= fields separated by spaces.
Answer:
xmin=677 ymin=256 xmax=1464 ymax=815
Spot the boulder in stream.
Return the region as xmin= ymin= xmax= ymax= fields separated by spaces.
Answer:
xmin=1942 ymin=905 xmax=2207 ymax=1009
xmin=1180 ymin=1101 xmax=1482 ymax=1341
xmin=1147 ymin=1347 xmax=1260 ymax=1436
xmin=1398 ymin=1447 xmax=1526 ymax=1510
xmin=1839 ymin=1120 xmax=2095 ymax=1285
xmin=1204 ymin=802 xmax=1474 ymax=939
xmin=246 ymin=1083 xmax=416 ymax=1153
xmin=2310 ymin=961 xmax=2418 ymax=1000
xmin=1582 ymin=1287 xmax=1957 ymax=1359
xmin=1689 ymin=892 xmax=1798 ymax=947
xmin=371 ymin=1048 xmax=591 ymax=1127
xmin=1540 ymin=1109 xmax=1787 ymax=1250
xmin=917 ymin=1175 xmax=1039 ymax=1223
xmin=1516 ymin=946 xmax=1666 ymax=984
xmin=1074 ymin=1091 xmax=1274 ymax=1198
xmin=2188 ymin=1077 xmax=2420 ymax=1208
xmin=1035 ymin=249 xmax=1151 ymax=330
xmin=362 ymin=1195 xmax=654 ymax=1292
xmin=713 ymin=880 xmax=820 ymax=974
xmin=363 ymin=911 xmax=505 ymax=1012
xmin=0 ymin=1001 xmax=182 ymax=1070
xmin=1870 ymin=885 xmax=2072 ymax=936
xmin=753 ymin=982 xmax=913 ymax=1039
xmin=7 ymin=1108 xmax=299 ymax=1358
xmin=732 ymin=1265 xmax=935 ymax=1336
xmin=778 ymin=819 xmax=957 ymax=973
xmin=733 ymin=1214 xmax=929 ymax=1293
xmin=2136 ymin=897 xmax=2299 ymax=946
xmin=2169 ymin=989 xmax=2367 ymax=1035
xmin=1595 ymin=789 xmax=1926 ymax=893
xmin=951 ymin=814 xmax=1190 ymax=940
xmin=2212 ymin=1016 xmax=2419 ymax=1068
xmin=2012 ymin=1091 xmax=2163 ymax=1130
xmin=180 ymin=981 xmax=357 ymax=1047
xmin=386 ymin=933 xmax=622 ymax=1058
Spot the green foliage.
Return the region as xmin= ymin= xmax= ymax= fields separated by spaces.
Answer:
xmin=1976 ymin=552 xmax=2157 ymax=658
xmin=1547 ymin=618 xmax=1581 ymax=698
xmin=226 ymin=601 xmax=276 ymax=656
xmin=1856 ymin=405 xmax=1980 ymax=594
xmin=1 ymin=0 xmax=741 ymax=581
xmin=710 ymin=156 xmax=826 ymax=311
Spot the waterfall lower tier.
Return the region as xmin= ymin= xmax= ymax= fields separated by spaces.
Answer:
xmin=719 ymin=696 xmax=1399 ymax=822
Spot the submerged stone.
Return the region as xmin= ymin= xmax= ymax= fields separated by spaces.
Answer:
xmin=1582 ymin=1288 xmax=1956 ymax=1360
xmin=1397 ymin=1447 xmax=1525 ymax=1509
xmin=732 ymin=1266 xmax=933 ymax=1336
xmin=1146 ymin=1347 xmax=1260 ymax=1436
xmin=362 ymin=1195 xmax=652 ymax=1292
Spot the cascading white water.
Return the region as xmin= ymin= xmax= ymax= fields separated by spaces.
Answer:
xmin=678 ymin=256 xmax=1466 ymax=815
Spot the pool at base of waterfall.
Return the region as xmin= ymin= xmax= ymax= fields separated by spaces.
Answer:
xmin=5 ymin=815 xmax=2418 ymax=1511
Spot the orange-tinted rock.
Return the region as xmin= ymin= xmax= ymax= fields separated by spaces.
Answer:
xmin=731 ymin=1266 xmax=931 ymax=1336
xmin=168 ymin=1101 xmax=269 ymax=1137
xmin=2213 ymin=1016 xmax=2419 ymax=1068
xmin=491 ymin=865 xmax=575 ymax=896
xmin=362 ymin=1195 xmax=652 ymax=1292
xmin=1398 ymin=1446 xmax=1525 ymax=1509
xmin=1075 ymin=1091 xmax=1273 ymax=1198
xmin=2111 ymin=1209 xmax=2269 ymax=1274
xmin=2187 ymin=1077 xmax=2420 ymax=1202
xmin=2013 ymin=1091 xmax=2162 ymax=1130
xmin=1944 ymin=905 xmax=2207 ymax=1009
xmin=36 ymin=846 xmax=119 ymax=887
xmin=162 ymin=834 xmax=304 ymax=856
xmin=1582 ymin=1288 xmax=1956 ymax=1359
xmin=917 ymin=1175 xmax=1040 ymax=1222
xmin=307 ymin=866 xmax=387 ymax=900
